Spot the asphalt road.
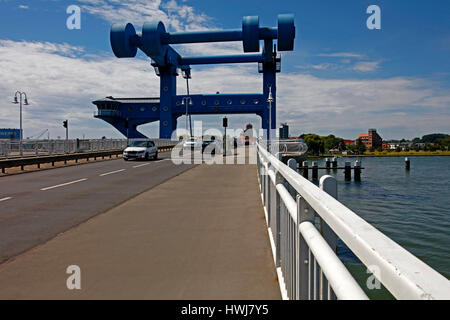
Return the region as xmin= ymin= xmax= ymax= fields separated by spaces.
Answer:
xmin=0 ymin=152 xmax=195 ymax=264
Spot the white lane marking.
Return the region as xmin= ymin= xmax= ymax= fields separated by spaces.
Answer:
xmin=41 ymin=178 xmax=88 ymax=191
xmin=133 ymin=163 xmax=151 ymax=168
xmin=99 ymin=169 xmax=126 ymax=177
xmin=0 ymin=197 xmax=12 ymax=202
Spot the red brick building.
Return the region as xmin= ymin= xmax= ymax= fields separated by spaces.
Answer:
xmin=356 ymin=129 xmax=382 ymax=149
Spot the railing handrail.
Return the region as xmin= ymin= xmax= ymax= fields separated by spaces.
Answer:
xmin=0 ymin=138 xmax=176 ymax=159
xmin=299 ymin=221 xmax=368 ymax=300
xmin=257 ymin=142 xmax=450 ymax=300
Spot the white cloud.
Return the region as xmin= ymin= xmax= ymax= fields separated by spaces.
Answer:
xmin=317 ymin=52 xmax=365 ymax=59
xmin=18 ymin=5 xmax=29 ymax=9
xmin=353 ymin=61 xmax=381 ymax=73
xmin=78 ymin=0 xmax=210 ymax=32
xmin=1 ymin=39 xmax=449 ymax=140
xmin=77 ymin=0 xmax=243 ymax=56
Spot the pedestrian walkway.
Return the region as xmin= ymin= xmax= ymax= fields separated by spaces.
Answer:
xmin=0 ymin=156 xmax=281 ymax=299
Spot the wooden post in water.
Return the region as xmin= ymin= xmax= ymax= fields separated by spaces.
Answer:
xmin=302 ymin=161 xmax=308 ymax=179
xmin=332 ymin=157 xmax=338 ymax=169
xmin=344 ymin=161 xmax=351 ymax=181
xmin=405 ymin=157 xmax=410 ymax=170
xmin=354 ymin=160 xmax=361 ymax=182
xmin=312 ymin=162 xmax=318 ymax=181
xmin=325 ymin=158 xmax=331 ymax=170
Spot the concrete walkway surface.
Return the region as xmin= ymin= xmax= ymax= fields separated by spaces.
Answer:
xmin=0 ymin=159 xmax=281 ymax=299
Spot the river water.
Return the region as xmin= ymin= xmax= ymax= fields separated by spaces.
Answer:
xmin=308 ymin=156 xmax=450 ymax=298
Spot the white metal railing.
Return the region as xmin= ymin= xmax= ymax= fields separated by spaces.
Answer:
xmin=256 ymin=142 xmax=450 ymax=300
xmin=93 ymin=109 xmax=121 ymax=117
xmin=0 ymin=138 xmax=175 ymax=159
xmin=267 ymin=139 xmax=308 ymax=154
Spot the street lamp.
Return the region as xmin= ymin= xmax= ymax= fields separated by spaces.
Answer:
xmin=182 ymin=67 xmax=193 ymax=138
xmin=181 ymin=97 xmax=193 ymax=137
xmin=12 ymin=91 xmax=30 ymax=157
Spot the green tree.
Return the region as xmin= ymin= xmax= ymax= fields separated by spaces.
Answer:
xmin=422 ymin=133 xmax=449 ymax=143
xmin=304 ymin=134 xmax=324 ymax=155
xmin=356 ymin=139 xmax=366 ymax=154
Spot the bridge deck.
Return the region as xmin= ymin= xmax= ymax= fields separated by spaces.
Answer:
xmin=0 ymin=158 xmax=280 ymax=299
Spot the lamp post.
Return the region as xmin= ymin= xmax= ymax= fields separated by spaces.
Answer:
xmin=181 ymin=97 xmax=193 ymax=137
xmin=182 ymin=68 xmax=193 ymax=138
xmin=267 ymin=86 xmax=274 ymax=152
xmin=12 ymin=91 xmax=29 ymax=157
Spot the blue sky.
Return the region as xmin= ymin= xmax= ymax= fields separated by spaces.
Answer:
xmin=0 ymin=0 xmax=449 ymax=140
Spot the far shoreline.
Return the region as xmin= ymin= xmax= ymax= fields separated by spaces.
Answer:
xmin=306 ymin=151 xmax=450 ymax=159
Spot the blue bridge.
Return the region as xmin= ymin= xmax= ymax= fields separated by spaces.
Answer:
xmin=93 ymin=15 xmax=295 ymax=139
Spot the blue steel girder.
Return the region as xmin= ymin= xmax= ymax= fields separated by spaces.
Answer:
xmin=94 ymin=94 xmax=267 ymax=139
xmin=102 ymin=14 xmax=295 ymax=139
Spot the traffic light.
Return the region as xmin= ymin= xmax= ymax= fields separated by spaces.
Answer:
xmin=124 ymin=118 xmax=129 ymax=129
xmin=223 ymin=117 xmax=228 ymax=128
xmin=63 ymin=120 xmax=68 ymax=128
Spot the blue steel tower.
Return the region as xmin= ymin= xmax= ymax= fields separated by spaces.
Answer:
xmin=93 ymin=15 xmax=296 ymax=139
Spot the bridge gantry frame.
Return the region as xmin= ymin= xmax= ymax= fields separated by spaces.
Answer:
xmin=93 ymin=14 xmax=296 ymax=139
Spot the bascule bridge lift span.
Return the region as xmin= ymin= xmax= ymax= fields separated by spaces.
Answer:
xmin=93 ymin=14 xmax=296 ymax=139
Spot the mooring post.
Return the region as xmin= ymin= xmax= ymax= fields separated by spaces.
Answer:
xmin=325 ymin=158 xmax=330 ymax=170
xmin=312 ymin=161 xmax=318 ymax=181
xmin=344 ymin=161 xmax=351 ymax=181
xmin=288 ymin=158 xmax=297 ymax=171
xmin=332 ymin=157 xmax=338 ymax=169
xmin=302 ymin=161 xmax=308 ymax=179
xmin=405 ymin=157 xmax=410 ymax=170
xmin=354 ymin=160 xmax=361 ymax=182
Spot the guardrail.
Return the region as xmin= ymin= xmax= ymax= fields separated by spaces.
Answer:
xmin=0 ymin=139 xmax=175 ymax=159
xmin=256 ymin=141 xmax=450 ymax=300
xmin=0 ymin=144 xmax=176 ymax=174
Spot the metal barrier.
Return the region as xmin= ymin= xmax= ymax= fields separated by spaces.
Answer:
xmin=256 ymin=142 xmax=450 ymax=300
xmin=0 ymin=138 xmax=175 ymax=159
xmin=0 ymin=142 xmax=176 ymax=173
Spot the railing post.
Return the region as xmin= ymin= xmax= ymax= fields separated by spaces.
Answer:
xmin=297 ymin=195 xmax=315 ymax=300
xmin=287 ymin=158 xmax=297 ymax=198
xmin=319 ymin=175 xmax=338 ymax=300
xmin=274 ymin=168 xmax=284 ymax=268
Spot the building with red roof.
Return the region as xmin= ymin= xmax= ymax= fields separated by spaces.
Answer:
xmin=356 ymin=129 xmax=382 ymax=149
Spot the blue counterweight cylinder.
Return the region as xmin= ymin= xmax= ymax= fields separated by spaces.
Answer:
xmin=142 ymin=21 xmax=168 ymax=66
xmin=277 ymin=14 xmax=295 ymax=51
xmin=242 ymin=16 xmax=260 ymax=52
xmin=110 ymin=23 xmax=138 ymax=58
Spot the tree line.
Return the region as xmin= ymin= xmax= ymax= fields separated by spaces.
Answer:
xmin=300 ymin=133 xmax=450 ymax=155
